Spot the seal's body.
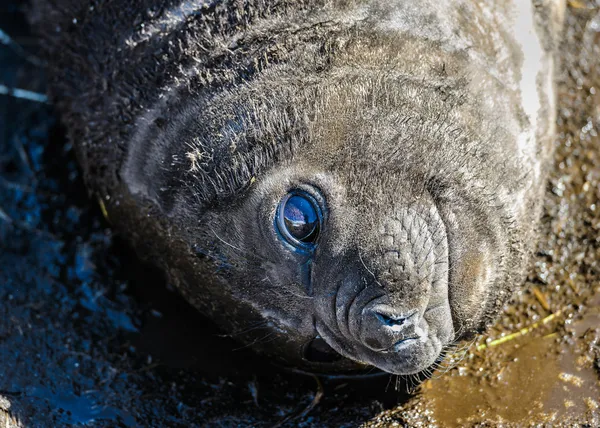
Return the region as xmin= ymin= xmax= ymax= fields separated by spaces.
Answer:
xmin=31 ymin=0 xmax=565 ymax=375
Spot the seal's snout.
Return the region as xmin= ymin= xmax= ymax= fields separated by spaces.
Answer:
xmin=311 ymin=200 xmax=454 ymax=374
xmin=360 ymin=304 xmax=419 ymax=352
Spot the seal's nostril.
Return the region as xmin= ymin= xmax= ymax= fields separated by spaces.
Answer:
xmin=359 ymin=305 xmax=417 ymax=351
xmin=374 ymin=311 xmax=406 ymax=328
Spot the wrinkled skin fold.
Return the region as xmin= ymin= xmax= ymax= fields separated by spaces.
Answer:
xmin=30 ymin=0 xmax=565 ymax=374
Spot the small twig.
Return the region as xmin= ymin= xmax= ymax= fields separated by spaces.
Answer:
xmin=532 ymin=286 xmax=551 ymax=311
xmin=0 ymin=176 xmax=33 ymax=192
xmin=0 ymin=83 xmax=48 ymax=103
xmin=13 ymin=135 xmax=35 ymax=176
xmin=248 ymin=378 xmax=259 ymax=407
xmin=273 ymin=375 xmax=324 ymax=427
xmin=476 ymin=310 xmax=564 ymax=351
xmin=98 ymin=198 xmax=110 ymax=223
xmin=0 ymin=206 xmax=13 ymax=223
xmin=0 ymin=206 xmax=58 ymax=240
xmin=567 ymin=0 xmax=587 ymax=9
xmin=0 ymin=28 xmax=45 ymax=67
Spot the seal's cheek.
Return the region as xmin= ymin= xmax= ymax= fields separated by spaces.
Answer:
xmin=447 ymin=238 xmax=497 ymax=334
xmin=188 ymin=171 xmax=341 ymax=343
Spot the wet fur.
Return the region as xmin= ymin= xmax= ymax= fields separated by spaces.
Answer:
xmin=29 ymin=0 xmax=565 ymax=373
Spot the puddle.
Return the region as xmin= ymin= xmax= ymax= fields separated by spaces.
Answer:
xmin=425 ymin=305 xmax=600 ymax=426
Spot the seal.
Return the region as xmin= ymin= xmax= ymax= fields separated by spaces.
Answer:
xmin=29 ymin=0 xmax=566 ymax=375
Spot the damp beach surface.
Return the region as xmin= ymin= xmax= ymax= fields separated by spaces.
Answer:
xmin=1 ymin=1 xmax=599 ymax=426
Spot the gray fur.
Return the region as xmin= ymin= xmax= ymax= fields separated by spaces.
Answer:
xmin=30 ymin=0 xmax=565 ymax=374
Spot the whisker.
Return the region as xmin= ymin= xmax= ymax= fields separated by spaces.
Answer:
xmin=232 ymin=331 xmax=276 ymax=351
xmin=358 ymin=250 xmax=385 ymax=289
xmin=209 ymin=226 xmax=245 ymax=255
xmin=384 ymin=374 xmax=394 ymax=393
xmin=429 ymin=336 xmax=478 ymax=376
xmin=206 ymin=225 xmax=269 ymax=268
xmin=218 ymin=321 xmax=269 ymax=338
xmin=272 ymin=285 xmax=313 ymax=300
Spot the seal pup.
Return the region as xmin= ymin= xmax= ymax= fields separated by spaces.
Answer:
xmin=29 ymin=0 xmax=565 ymax=375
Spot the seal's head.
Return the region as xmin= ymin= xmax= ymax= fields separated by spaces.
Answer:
xmin=256 ymin=169 xmax=456 ymax=376
xmin=124 ymin=67 xmax=512 ymax=376
xmin=35 ymin=0 xmax=553 ymax=376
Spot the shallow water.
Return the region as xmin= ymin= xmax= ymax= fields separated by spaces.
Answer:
xmin=1 ymin=1 xmax=599 ymax=427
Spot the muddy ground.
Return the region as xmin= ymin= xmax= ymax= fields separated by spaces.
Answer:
xmin=1 ymin=1 xmax=599 ymax=427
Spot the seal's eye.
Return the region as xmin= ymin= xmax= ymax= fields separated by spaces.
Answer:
xmin=276 ymin=191 xmax=323 ymax=249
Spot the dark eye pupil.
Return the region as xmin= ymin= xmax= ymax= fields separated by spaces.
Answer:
xmin=283 ymin=195 xmax=319 ymax=242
